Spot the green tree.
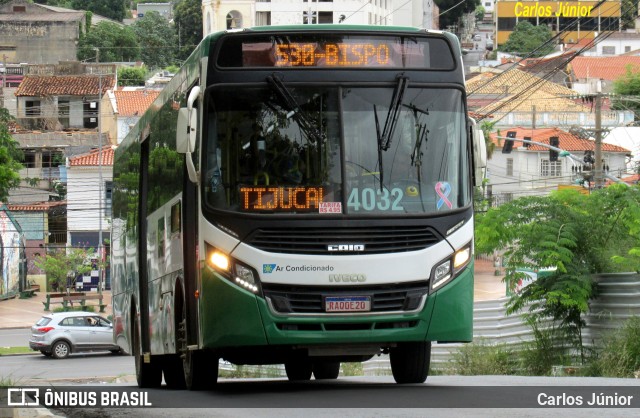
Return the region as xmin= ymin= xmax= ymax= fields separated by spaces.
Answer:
xmin=499 ymin=21 xmax=554 ymax=57
xmin=132 ymin=11 xmax=178 ymax=69
xmin=118 ymin=66 xmax=147 ymax=87
xmin=71 ymin=0 xmax=127 ymax=22
xmin=475 ymin=5 xmax=486 ymax=22
xmin=476 ymin=185 xmax=640 ymax=362
xmin=435 ymin=0 xmax=480 ymax=30
xmin=0 ymin=108 xmax=23 ymax=203
xmin=612 ymin=64 xmax=640 ymax=121
xmin=77 ymin=21 xmax=141 ymax=62
xmin=174 ymin=0 xmax=203 ymax=61
xmin=35 ymin=248 xmax=94 ymax=292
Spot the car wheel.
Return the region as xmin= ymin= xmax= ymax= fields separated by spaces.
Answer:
xmin=51 ymin=341 xmax=70 ymax=359
xmin=40 ymin=350 xmax=52 ymax=357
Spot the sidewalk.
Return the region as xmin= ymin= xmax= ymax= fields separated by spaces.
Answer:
xmin=0 ymin=290 xmax=112 ymax=330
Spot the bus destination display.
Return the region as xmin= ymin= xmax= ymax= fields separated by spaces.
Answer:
xmin=217 ymin=34 xmax=455 ymax=69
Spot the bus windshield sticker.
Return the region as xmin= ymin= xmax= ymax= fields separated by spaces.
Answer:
xmin=435 ymin=181 xmax=452 ymax=210
xmin=319 ymin=202 xmax=342 ymax=214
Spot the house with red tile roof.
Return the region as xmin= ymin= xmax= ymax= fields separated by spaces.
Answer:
xmin=568 ymin=56 xmax=640 ymax=94
xmin=5 ymin=201 xmax=67 ymax=291
xmin=104 ymin=88 xmax=161 ymax=144
xmin=485 ymin=127 xmax=631 ymax=202
xmin=66 ymin=146 xmax=114 ymax=285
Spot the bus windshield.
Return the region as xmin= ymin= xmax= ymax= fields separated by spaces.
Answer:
xmin=203 ymin=84 xmax=469 ymax=215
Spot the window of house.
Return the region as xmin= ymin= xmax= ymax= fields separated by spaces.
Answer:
xmin=304 ymin=10 xmax=317 ymax=24
xmin=25 ymin=100 xmax=41 ymax=116
xmin=318 ymin=11 xmax=332 ymax=23
xmin=21 ymin=150 xmax=37 ymax=168
xmin=83 ymin=100 xmax=98 ymax=128
xmin=485 ymin=2 xmax=491 ymax=6
xmin=540 ymin=160 xmax=562 ymax=177
xmin=625 ymin=46 xmax=631 ymax=53
xmin=105 ymin=181 xmax=113 ymax=217
xmin=226 ymin=11 xmax=242 ymax=29
xmin=602 ymin=46 xmax=615 ymax=55
xmin=506 ymin=158 xmax=514 ymax=176
xmin=256 ymin=11 xmax=271 ymax=26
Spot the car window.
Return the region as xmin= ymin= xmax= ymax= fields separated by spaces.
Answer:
xmin=35 ymin=317 xmax=52 ymax=326
xmin=96 ymin=317 xmax=111 ymax=327
xmin=59 ymin=317 xmax=85 ymax=326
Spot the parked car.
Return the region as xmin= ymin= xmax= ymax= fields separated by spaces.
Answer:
xmin=472 ymin=34 xmax=482 ymax=41
xmin=29 ymin=311 xmax=121 ymax=359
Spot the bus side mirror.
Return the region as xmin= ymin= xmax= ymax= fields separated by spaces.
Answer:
xmin=177 ymin=107 xmax=196 ymax=153
xmin=470 ymin=120 xmax=487 ymax=187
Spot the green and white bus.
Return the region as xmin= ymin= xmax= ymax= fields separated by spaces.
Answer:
xmin=111 ymin=25 xmax=487 ymax=389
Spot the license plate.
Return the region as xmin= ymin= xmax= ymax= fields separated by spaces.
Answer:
xmin=324 ymin=296 xmax=371 ymax=312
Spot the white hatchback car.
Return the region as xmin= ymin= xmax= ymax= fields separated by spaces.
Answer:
xmin=29 ymin=311 xmax=121 ymax=359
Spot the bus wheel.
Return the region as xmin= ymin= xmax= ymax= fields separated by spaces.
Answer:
xmin=177 ymin=309 xmax=218 ymax=390
xmin=313 ymin=361 xmax=340 ymax=379
xmin=163 ymin=354 xmax=186 ymax=389
xmin=390 ymin=341 xmax=431 ymax=384
xmin=285 ymin=358 xmax=313 ymax=381
xmin=133 ymin=315 xmax=162 ymax=388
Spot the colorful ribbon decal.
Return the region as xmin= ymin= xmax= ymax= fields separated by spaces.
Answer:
xmin=435 ymin=181 xmax=453 ymax=210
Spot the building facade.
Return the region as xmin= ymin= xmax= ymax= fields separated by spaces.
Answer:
xmin=494 ymin=0 xmax=622 ymax=49
xmin=201 ymin=0 xmax=439 ymax=35
xmin=0 ymin=0 xmax=85 ymax=65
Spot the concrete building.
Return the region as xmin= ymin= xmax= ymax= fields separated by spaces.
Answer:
xmin=202 ymin=0 xmax=439 ymax=35
xmin=0 ymin=0 xmax=85 ymax=64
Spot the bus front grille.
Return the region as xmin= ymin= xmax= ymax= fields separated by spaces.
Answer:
xmin=262 ymin=281 xmax=429 ymax=315
xmin=246 ymin=226 xmax=441 ymax=255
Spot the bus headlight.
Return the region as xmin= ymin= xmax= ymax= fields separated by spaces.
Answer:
xmin=431 ymin=243 xmax=472 ymax=291
xmin=205 ymin=243 xmax=261 ymax=294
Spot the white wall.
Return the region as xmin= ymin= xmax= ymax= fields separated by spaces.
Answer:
xmin=66 ymin=167 xmax=112 ymax=235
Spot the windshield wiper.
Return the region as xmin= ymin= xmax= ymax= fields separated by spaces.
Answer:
xmin=405 ymin=104 xmax=429 ymax=168
xmin=374 ymin=75 xmax=409 ymax=189
xmin=266 ymin=74 xmax=323 ymax=145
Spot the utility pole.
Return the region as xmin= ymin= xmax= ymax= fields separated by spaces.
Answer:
xmin=594 ymin=81 xmax=604 ymax=189
xmin=532 ymin=105 xmax=536 ymax=129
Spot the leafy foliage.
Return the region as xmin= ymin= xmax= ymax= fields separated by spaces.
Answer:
xmin=71 ymin=0 xmax=127 ymax=22
xmin=435 ymin=0 xmax=481 ymax=30
xmin=132 ymin=11 xmax=178 ymax=69
xmin=77 ymin=21 xmax=141 ymax=63
xmin=35 ymin=248 xmax=95 ymax=292
xmin=174 ymin=0 xmax=203 ymax=61
xmin=590 ymin=316 xmax=640 ymax=378
xmin=611 ymin=64 xmax=640 ymax=121
xmin=118 ymin=67 xmax=147 ymax=87
xmin=498 ymin=21 xmax=554 ymax=57
xmin=476 ymin=186 xmax=640 ymax=361
xmin=0 ymin=108 xmax=23 ymax=202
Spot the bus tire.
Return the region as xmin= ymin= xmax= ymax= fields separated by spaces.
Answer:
xmin=313 ymin=361 xmax=340 ymax=379
xmin=285 ymin=358 xmax=313 ymax=381
xmin=184 ymin=350 xmax=219 ymax=390
xmin=133 ymin=314 xmax=162 ymax=388
xmin=390 ymin=341 xmax=431 ymax=384
xmin=163 ymin=354 xmax=186 ymax=389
